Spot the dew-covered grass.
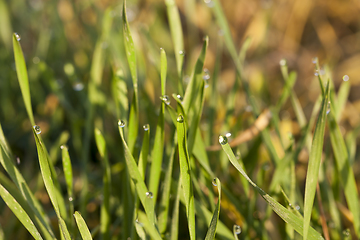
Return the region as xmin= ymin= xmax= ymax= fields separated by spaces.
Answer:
xmin=1 ymin=0 xmax=360 ymax=239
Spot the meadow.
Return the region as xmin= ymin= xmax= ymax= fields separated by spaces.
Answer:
xmin=0 ymin=0 xmax=360 ymax=239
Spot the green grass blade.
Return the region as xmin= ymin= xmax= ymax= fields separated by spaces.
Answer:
xmin=165 ymin=0 xmax=184 ymax=80
xmin=0 ymin=183 xmax=43 ymax=240
xmin=0 ymin=126 xmax=55 ymax=240
xmin=176 ymin=114 xmax=196 ymax=240
xmin=94 ymin=128 xmax=111 ymax=240
xmin=123 ymin=0 xmax=139 ymax=152
xmin=335 ymin=77 xmax=350 ymax=122
xmin=183 ymin=36 xmax=208 ymax=114
xmin=61 ymin=145 xmax=75 ymax=236
xmin=112 ymin=69 xmax=129 ymax=120
xmin=12 ymin=33 xmax=35 ymax=126
xmin=303 ymin=82 xmax=329 ymax=239
xmin=0 ymin=0 xmax=12 ymax=49
xmin=148 ymin=48 xmax=167 ymax=202
xmin=74 ymin=212 xmax=93 ymax=240
xmin=328 ymin=106 xmax=360 ymax=237
xmin=220 ymin=136 xmax=324 ymax=240
xmin=170 ymin=179 xmax=181 ymax=240
xmin=118 ymin=123 xmax=162 ymax=240
xmin=139 ymin=124 xmax=150 ymax=179
xmin=205 ymin=178 xmax=221 ymax=240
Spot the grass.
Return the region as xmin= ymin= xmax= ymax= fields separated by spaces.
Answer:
xmin=1 ymin=0 xmax=360 ymax=239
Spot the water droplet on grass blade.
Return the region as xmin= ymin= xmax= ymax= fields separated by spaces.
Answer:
xmin=219 ymin=135 xmax=228 ymax=145
xmin=326 ymin=101 xmax=331 ymax=115
xmin=225 ymin=132 xmax=232 ymax=138
xmin=14 ymin=33 xmax=21 ymax=41
xmin=73 ymin=82 xmax=84 ymax=91
xmin=179 ymin=50 xmax=185 ymax=55
xmin=146 ymin=192 xmax=153 ymax=198
xmin=279 ymin=59 xmax=286 ymax=66
xmin=69 ymin=197 xmax=73 ymax=202
xmin=234 ymin=225 xmax=241 ymax=234
xmin=160 ymin=95 xmax=170 ymax=105
xmin=314 ymin=72 xmax=319 ymax=76
xmin=177 ymin=115 xmax=184 ymax=123
xmin=143 ymin=124 xmax=149 ymax=131
xmin=33 ymin=125 xmax=41 ymax=134
xmin=212 ymin=178 xmax=217 ymax=186
xmin=176 ymin=94 xmax=183 ymax=101
xmin=343 ymin=75 xmax=349 ymax=82
xmin=118 ymin=120 xmax=126 ymax=128
xmin=312 ymin=57 xmax=318 ymax=64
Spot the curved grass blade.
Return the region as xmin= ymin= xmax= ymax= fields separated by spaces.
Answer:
xmin=303 ymin=82 xmax=329 ymax=239
xmin=220 ymin=136 xmax=324 ymax=240
xmin=12 ymin=33 xmax=35 ymax=125
xmin=0 ymin=124 xmax=55 ymax=240
xmin=118 ymin=124 xmax=162 ymax=240
xmin=94 ymin=128 xmax=111 ymax=240
xmin=149 ymin=48 xmax=167 ymax=202
xmin=123 ymin=0 xmax=139 ymax=152
xmin=176 ymin=114 xmax=196 ymax=240
xmin=205 ymin=178 xmax=221 ymax=240
xmin=183 ymin=36 xmax=208 ymax=114
xmin=61 ymin=145 xmax=75 ymax=236
xmin=74 ymin=212 xmax=93 ymax=240
xmin=0 ymin=183 xmax=43 ymax=240
xmin=165 ymin=0 xmax=184 ymax=81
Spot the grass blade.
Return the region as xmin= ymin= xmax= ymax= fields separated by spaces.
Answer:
xmin=0 ymin=183 xmax=43 ymax=240
xmin=74 ymin=211 xmax=93 ymax=240
xmin=118 ymin=124 xmax=162 ymax=240
xmin=149 ymin=48 xmax=167 ymax=202
xmin=123 ymin=0 xmax=139 ymax=152
xmin=303 ymin=82 xmax=329 ymax=239
xmin=12 ymin=33 xmax=35 ymax=125
xmin=205 ymin=178 xmax=221 ymax=240
xmin=220 ymin=135 xmax=324 ymax=240
xmin=94 ymin=128 xmax=111 ymax=240
xmin=176 ymin=114 xmax=196 ymax=240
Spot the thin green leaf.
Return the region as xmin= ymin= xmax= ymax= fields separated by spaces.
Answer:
xmin=205 ymin=178 xmax=221 ymax=240
xmin=220 ymin=137 xmax=324 ymax=240
xmin=303 ymin=82 xmax=329 ymax=239
xmin=12 ymin=33 xmax=35 ymax=125
xmin=335 ymin=78 xmax=350 ymax=122
xmin=112 ymin=69 xmax=129 ymax=120
xmin=176 ymin=115 xmax=196 ymax=240
xmin=118 ymin=125 xmax=162 ymax=240
xmin=139 ymin=124 xmax=150 ymax=179
xmin=94 ymin=128 xmax=111 ymax=240
xmin=74 ymin=212 xmax=93 ymax=240
xmin=0 ymin=183 xmax=43 ymax=240
xmin=148 ymin=48 xmax=167 ymax=202
xmin=170 ymin=179 xmax=181 ymax=240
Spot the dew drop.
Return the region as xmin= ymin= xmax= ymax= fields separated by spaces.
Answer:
xmin=177 ymin=115 xmax=184 ymax=123
xmin=69 ymin=197 xmax=73 ymax=202
xmin=295 ymin=205 xmax=300 ymax=211
xmin=146 ymin=192 xmax=153 ymax=198
xmin=202 ymin=68 xmax=210 ymax=80
xmin=312 ymin=57 xmax=318 ymax=64
xmin=343 ymin=229 xmax=350 ymax=236
xmin=314 ymin=72 xmax=319 ymax=76
xmin=16 ymin=157 xmax=21 ymax=165
xmin=73 ymin=82 xmax=84 ymax=91
xmin=326 ymin=101 xmax=331 ymax=115
xmin=225 ymin=132 xmax=232 ymax=138
xmin=234 ymin=225 xmax=241 ymax=235
xmin=204 ymin=0 xmax=214 ymax=7
xmin=143 ymin=124 xmax=149 ymax=131
xmin=60 ymin=145 xmax=66 ymax=150
xmin=279 ymin=59 xmax=286 ymax=66
xmin=176 ymin=94 xmax=183 ymax=101
xmin=212 ymin=178 xmax=217 ymax=187
xmin=343 ymin=75 xmax=349 ymax=82
xmin=179 ymin=50 xmax=185 ymax=55
xmin=219 ymin=135 xmax=228 ymax=145
xmin=118 ymin=120 xmax=126 ymax=128
xmin=33 ymin=125 xmax=41 ymax=134
xmin=160 ymin=95 xmax=170 ymax=105
xmin=14 ymin=32 xmax=21 ymax=41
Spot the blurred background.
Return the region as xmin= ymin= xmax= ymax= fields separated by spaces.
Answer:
xmin=1 ymin=0 xmax=360 ymax=238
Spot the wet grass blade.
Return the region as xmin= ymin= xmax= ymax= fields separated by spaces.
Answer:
xmin=220 ymin=136 xmax=324 ymax=240
xmin=149 ymin=48 xmax=167 ymax=202
xmin=139 ymin=124 xmax=150 ymax=179
xmin=123 ymin=0 xmax=139 ymax=152
xmin=94 ymin=128 xmax=111 ymax=240
xmin=303 ymin=82 xmax=329 ymax=239
xmin=118 ymin=125 xmax=162 ymax=240
xmin=176 ymin=114 xmax=196 ymax=240
xmin=61 ymin=145 xmax=75 ymax=236
xmin=0 ymin=183 xmax=43 ymax=240
xmin=74 ymin=212 xmax=93 ymax=240
xmin=205 ymin=178 xmax=221 ymax=240
xmin=183 ymin=36 xmax=208 ymax=115
xmin=165 ymin=0 xmax=184 ymax=80
xmin=12 ymin=33 xmax=35 ymax=125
